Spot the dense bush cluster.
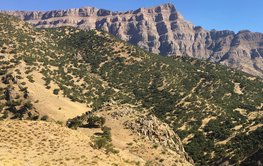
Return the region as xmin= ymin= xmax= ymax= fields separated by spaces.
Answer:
xmin=91 ymin=125 xmax=119 ymax=154
xmin=67 ymin=112 xmax=106 ymax=129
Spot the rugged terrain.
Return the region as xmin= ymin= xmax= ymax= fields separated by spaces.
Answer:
xmin=0 ymin=14 xmax=192 ymax=166
xmin=0 ymin=13 xmax=262 ymax=166
xmin=2 ymin=3 xmax=263 ymax=78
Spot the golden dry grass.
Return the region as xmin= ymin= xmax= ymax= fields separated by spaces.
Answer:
xmin=0 ymin=120 xmax=143 ymax=166
xmin=15 ymin=61 xmax=91 ymax=122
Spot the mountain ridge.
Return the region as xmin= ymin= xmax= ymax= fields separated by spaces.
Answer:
xmin=2 ymin=3 xmax=263 ymax=78
xmin=0 ymin=13 xmax=262 ymax=165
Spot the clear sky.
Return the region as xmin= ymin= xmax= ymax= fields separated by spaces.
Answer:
xmin=0 ymin=0 xmax=262 ymax=33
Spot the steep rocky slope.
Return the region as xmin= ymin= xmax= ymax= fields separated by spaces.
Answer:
xmin=0 ymin=14 xmax=262 ymax=166
xmin=2 ymin=3 xmax=263 ymax=77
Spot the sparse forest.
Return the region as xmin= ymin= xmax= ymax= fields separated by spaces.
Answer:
xmin=0 ymin=13 xmax=262 ymax=165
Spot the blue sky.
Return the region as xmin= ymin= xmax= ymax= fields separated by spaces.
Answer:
xmin=0 ymin=0 xmax=262 ymax=33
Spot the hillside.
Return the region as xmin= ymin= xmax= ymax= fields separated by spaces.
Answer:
xmin=0 ymin=14 xmax=193 ymax=166
xmin=55 ymin=27 xmax=263 ymax=166
xmin=0 ymin=105 xmax=194 ymax=166
xmin=2 ymin=3 xmax=263 ymax=78
xmin=0 ymin=13 xmax=262 ymax=166
xmin=0 ymin=120 xmax=121 ymax=166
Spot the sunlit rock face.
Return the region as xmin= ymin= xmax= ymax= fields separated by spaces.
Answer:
xmin=2 ymin=3 xmax=263 ymax=77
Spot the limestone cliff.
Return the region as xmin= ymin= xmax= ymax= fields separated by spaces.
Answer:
xmin=2 ymin=3 xmax=263 ymax=77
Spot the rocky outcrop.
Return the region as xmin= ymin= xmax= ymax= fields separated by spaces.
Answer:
xmin=2 ymin=3 xmax=263 ymax=77
xmin=106 ymin=105 xmax=194 ymax=164
xmin=124 ymin=114 xmax=194 ymax=164
xmin=124 ymin=115 xmax=182 ymax=149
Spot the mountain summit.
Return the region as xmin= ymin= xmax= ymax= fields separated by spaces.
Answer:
xmin=2 ymin=3 xmax=263 ymax=77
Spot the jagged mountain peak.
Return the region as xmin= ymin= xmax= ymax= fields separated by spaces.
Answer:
xmin=5 ymin=3 xmax=181 ymax=19
xmin=1 ymin=3 xmax=263 ymax=77
xmin=138 ymin=3 xmax=176 ymax=11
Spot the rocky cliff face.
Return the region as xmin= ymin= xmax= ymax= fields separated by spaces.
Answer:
xmin=2 ymin=3 xmax=263 ymax=77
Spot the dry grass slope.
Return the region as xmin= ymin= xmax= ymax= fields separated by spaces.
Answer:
xmin=0 ymin=120 xmax=142 ymax=166
xmin=0 ymin=117 xmax=193 ymax=166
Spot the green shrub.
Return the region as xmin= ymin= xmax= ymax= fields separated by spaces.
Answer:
xmin=91 ymin=125 xmax=118 ymax=154
xmin=0 ymin=111 xmax=8 ymax=120
xmin=53 ymin=89 xmax=60 ymax=95
xmin=67 ymin=118 xmax=83 ymax=129
xmin=40 ymin=115 xmax=49 ymax=121
xmin=91 ymin=136 xmax=108 ymax=149
xmin=26 ymin=75 xmax=34 ymax=83
xmin=87 ymin=115 xmax=105 ymax=128
xmin=101 ymin=126 xmax=112 ymax=141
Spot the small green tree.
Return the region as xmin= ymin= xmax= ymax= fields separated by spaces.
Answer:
xmin=92 ymin=136 xmax=108 ymax=149
xmin=53 ymin=89 xmax=60 ymax=95
xmin=67 ymin=118 xmax=83 ymax=129
xmin=87 ymin=116 xmax=105 ymax=128
xmin=101 ymin=126 xmax=112 ymax=141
